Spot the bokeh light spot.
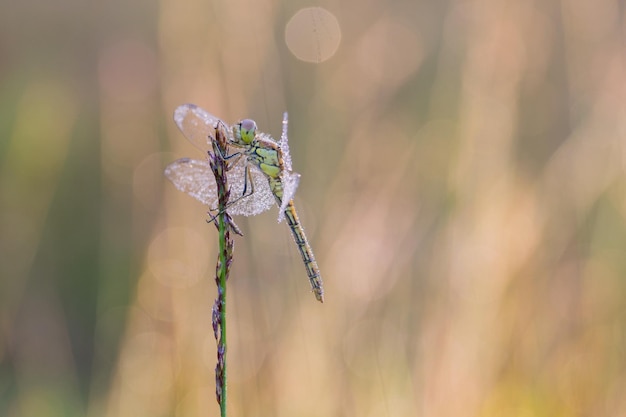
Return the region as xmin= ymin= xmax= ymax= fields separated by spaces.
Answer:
xmin=285 ymin=7 xmax=341 ymax=63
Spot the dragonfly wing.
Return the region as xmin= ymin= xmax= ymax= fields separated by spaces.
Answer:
xmin=279 ymin=112 xmax=293 ymax=171
xmin=165 ymin=157 xmax=274 ymax=216
xmin=277 ymin=170 xmax=301 ymax=223
xmin=164 ymin=158 xmax=217 ymax=206
xmin=174 ymin=104 xmax=232 ymax=153
xmin=227 ymin=157 xmax=276 ymax=216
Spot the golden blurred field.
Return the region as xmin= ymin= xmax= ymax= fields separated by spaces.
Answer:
xmin=2 ymin=0 xmax=626 ymax=416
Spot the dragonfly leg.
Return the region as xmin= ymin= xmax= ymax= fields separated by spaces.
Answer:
xmin=240 ymin=164 xmax=255 ymax=199
xmin=212 ymin=141 xmax=244 ymax=169
xmin=206 ymin=212 xmax=244 ymax=236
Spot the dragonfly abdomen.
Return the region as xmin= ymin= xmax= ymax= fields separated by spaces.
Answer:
xmin=283 ymin=201 xmax=324 ymax=303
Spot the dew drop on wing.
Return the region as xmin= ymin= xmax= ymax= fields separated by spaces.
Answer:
xmin=280 ymin=112 xmax=294 ymax=172
xmin=277 ymin=171 xmax=301 ymax=223
xmin=227 ymin=161 xmax=276 ymax=217
xmin=164 ymin=158 xmax=218 ymax=207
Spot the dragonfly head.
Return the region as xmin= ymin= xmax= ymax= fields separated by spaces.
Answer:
xmin=235 ymin=119 xmax=257 ymax=145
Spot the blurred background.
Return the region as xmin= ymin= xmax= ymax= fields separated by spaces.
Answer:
xmin=2 ymin=0 xmax=626 ymax=416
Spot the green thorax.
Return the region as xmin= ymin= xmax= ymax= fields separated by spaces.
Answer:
xmin=232 ymin=120 xmax=286 ymax=203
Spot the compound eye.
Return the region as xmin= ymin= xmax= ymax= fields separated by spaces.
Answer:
xmin=239 ymin=119 xmax=257 ymax=144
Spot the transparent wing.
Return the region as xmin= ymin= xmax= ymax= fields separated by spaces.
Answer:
xmin=164 ymin=157 xmax=276 ymax=216
xmin=277 ymin=170 xmax=301 ymax=223
xmin=227 ymin=157 xmax=276 ymax=216
xmin=279 ymin=112 xmax=293 ymax=171
xmin=164 ymin=158 xmax=216 ymax=205
xmin=173 ymin=104 xmax=233 ymax=153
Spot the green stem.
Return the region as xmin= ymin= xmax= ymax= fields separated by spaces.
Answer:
xmin=217 ymin=211 xmax=227 ymax=417
xmin=210 ymin=121 xmax=236 ymax=417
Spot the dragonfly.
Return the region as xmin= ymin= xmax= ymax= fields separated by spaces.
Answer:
xmin=165 ymin=104 xmax=324 ymax=303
